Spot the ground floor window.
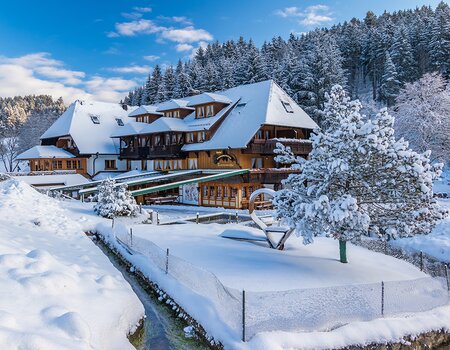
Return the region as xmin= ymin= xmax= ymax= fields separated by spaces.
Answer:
xmin=126 ymin=160 xmax=131 ymax=171
xmin=188 ymin=158 xmax=198 ymax=169
xmin=141 ymin=160 xmax=147 ymax=171
xmin=105 ymin=159 xmax=116 ymax=170
xmin=52 ymin=160 xmax=63 ymax=169
xmin=251 ymin=157 xmax=263 ymax=169
xmin=66 ymin=160 xmax=82 ymax=169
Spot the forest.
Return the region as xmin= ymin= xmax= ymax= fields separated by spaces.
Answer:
xmin=124 ymin=2 xmax=450 ymax=125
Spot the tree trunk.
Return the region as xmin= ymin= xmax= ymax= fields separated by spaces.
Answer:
xmin=339 ymin=240 xmax=348 ymax=263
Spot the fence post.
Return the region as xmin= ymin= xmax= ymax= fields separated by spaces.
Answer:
xmin=157 ymin=212 xmax=160 ymax=225
xmin=112 ymin=218 xmax=114 ymax=228
xmin=165 ymin=248 xmax=169 ymax=274
xmin=196 ymin=212 xmax=199 ymax=224
xmin=381 ymin=281 xmax=385 ymax=317
xmin=242 ymin=289 xmax=246 ymax=342
xmin=420 ymin=251 xmax=424 ymax=271
xmin=445 ymin=264 xmax=450 ymax=292
xmin=130 ymin=228 xmax=133 ymax=247
xmin=236 ymin=211 xmax=239 ymax=224
xmin=139 ymin=204 xmax=142 ymax=214
xmin=384 ymin=239 xmax=387 ymax=254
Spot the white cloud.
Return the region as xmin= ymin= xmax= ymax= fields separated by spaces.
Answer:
xmin=0 ymin=53 xmax=138 ymax=103
xmin=133 ymin=6 xmax=152 ymax=13
xmin=143 ymin=55 xmax=160 ymax=61
xmin=158 ymin=16 xmax=193 ymax=25
xmin=175 ymin=43 xmax=194 ymax=52
xmin=275 ymin=4 xmax=333 ymax=26
xmin=161 ymin=26 xmax=213 ymax=43
xmin=108 ymin=65 xmax=150 ymax=74
xmin=113 ymin=19 xmax=163 ymax=36
xmin=121 ymin=12 xmax=143 ymax=20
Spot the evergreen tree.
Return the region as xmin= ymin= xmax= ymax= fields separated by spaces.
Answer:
xmin=379 ymin=52 xmax=401 ymax=105
xmin=163 ymin=65 xmax=176 ymax=100
xmin=273 ymin=85 xmax=446 ymax=263
xmin=94 ymin=179 xmax=140 ymax=218
xmin=430 ymin=1 xmax=450 ymax=77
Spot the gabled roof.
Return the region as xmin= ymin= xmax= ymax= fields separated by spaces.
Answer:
xmin=40 ymin=100 xmax=132 ymax=154
xmin=128 ymin=105 xmax=163 ymax=117
xmin=156 ymin=99 xmax=195 ymax=112
xmin=186 ymin=92 xmax=232 ymax=107
xmin=183 ymin=80 xmax=318 ymax=151
xmin=17 ymin=145 xmax=75 ymax=160
xmin=110 ymin=122 xmax=148 ymax=138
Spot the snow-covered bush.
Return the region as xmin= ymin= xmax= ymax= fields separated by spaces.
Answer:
xmin=274 ymin=85 xmax=447 ymax=263
xmin=0 ymin=173 xmax=10 ymax=182
xmin=94 ymin=178 xmax=139 ymax=218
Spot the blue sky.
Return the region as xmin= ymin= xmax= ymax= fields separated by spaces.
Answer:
xmin=0 ymin=0 xmax=444 ymax=103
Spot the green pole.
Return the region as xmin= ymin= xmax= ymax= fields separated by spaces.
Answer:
xmin=339 ymin=239 xmax=348 ymax=263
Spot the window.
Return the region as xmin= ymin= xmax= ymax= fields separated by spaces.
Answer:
xmin=203 ymin=186 xmax=208 ymax=197
xmin=265 ymin=130 xmax=271 ymax=139
xmin=52 ymin=160 xmax=63 ymax=169
xmin=105 ymin=159 xmax=116 ymax=170
xmin=281 ymin=100 xmax=294 ymax=113
xmin=188 ymin=158 xmax=198 ymax=169
xmin=186 ymin=133 xmax=194 ymax=143
xmin=197 ymin=106 xmax=205 ymax=118
xmin=206 ymin=105 xmax=214 ymax=117
xmin=197 ymin=131 xmax=206 ymax=142
xmin=126 ymin=160 xmax=131 ymax=171
xmin=255 ymin=130 xmax=263 ymax=139
xmin=251 ymin=158 xmax=263 ymax=169
xmin=174 ymin=110 xmax=180 ymax=118
xmin=90 ymin=115 xmax=100 ymax=124
xmin=115 ymin=118 xmax=124 ymax=126
xmin=141 ymin=160 xmax=147 ymax=171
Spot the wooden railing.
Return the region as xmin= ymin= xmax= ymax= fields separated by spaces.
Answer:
xmin=243 ymin=139 xmax=312 ymax=155
xmin=120 ymin=145 xmax=184 ymax=159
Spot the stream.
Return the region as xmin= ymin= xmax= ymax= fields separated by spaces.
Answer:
xmin=95 ymin=240 xmax=211 ymax=350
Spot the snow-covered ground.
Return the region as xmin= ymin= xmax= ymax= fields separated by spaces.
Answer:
xmin=0 ymin=178 xmax=144 ymax=350
xmin=129 ymin=223 xmax=426 ymax=291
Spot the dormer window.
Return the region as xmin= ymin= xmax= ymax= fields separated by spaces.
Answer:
xmin=115 ymin=118 xmax=124 ymax=126
xmin=197 ymin=106 xmax=205 ymax=118
xmin=206 ymin=105 xmax=214 ymax=117
xmin=281 ymin=100 xmax=294 ymax=113
xmin=90 ymin=115 xmax=100 ymax=124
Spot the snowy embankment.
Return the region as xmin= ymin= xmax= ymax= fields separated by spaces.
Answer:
xmin=96 ymin=218 xmax=449 ymax=350
xmin=0 ymin=178 xmax=144 ymax=350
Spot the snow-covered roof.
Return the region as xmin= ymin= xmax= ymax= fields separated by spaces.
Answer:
xmin=12 ymin=173 xmax=91 ymax=188
xmin=156 ymin=99 xmax=195 ymax=112
xmin=111 ymin=80 xmax=318 ymax=151
xmin=183 ymin=80 xmax=318 ymax=151
xmin=40 ymin=100 xmax=132 ymax=154
xmin=128 ymin=105 xmax=163 ymax=117
xmin=186 ymin=92 xmax=232 ymax=107
xmin=111 ymin=122 xmax=148 ymax=138
xmin=17 ymin=146 xmax=75 ymax=160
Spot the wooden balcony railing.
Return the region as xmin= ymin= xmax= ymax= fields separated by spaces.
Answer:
xmin=120 ymin=145 xmax=184 ymax=159
xmin=243 ymin=139 xmax=312 ymax=155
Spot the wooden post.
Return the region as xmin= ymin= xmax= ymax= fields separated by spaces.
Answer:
xmin=236 ymin=211 xmax=239 ymax=224
xmin=112 ymin=218 xmax=114 ymax=229
xmin=384 ymin=239 xmax=387 ymax=254
xmin=420 ymin=251 xmax=424 ymax=271
xmin=339 ymin=240 xmax=348 ymax=263
xmin=381 ymin=281 xmax=385 ymax=316
xmin=165 ymin=248 xmax=169 ymax=274
xmin=130 ymin=228 xmax=133 ymax=247
xmin=139 ymin=204 xmax=142 ymax=214
xmin=196 ymin=212 xmax=199 ymax=224
xmin=445 ymin=264 xmax=450 ymax=292
xmin=242 ymin=290 xmax=246 ymax=342
xmin=156 ymin=212 xmax=160 ymax=225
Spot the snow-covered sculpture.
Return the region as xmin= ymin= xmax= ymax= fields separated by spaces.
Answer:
xmin=273 ymin=85 xmax=447 ymax=263
xmin=94 ymin=178 xmax=139 ymax=219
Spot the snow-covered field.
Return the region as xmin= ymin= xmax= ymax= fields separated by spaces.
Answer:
xmin=129 ymin=223 xmax=427 ymax=291
xmin=0 ymin=178 xmax=144 ymax=350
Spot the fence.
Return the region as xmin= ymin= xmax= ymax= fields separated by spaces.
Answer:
xmin=114 ymin=227 xmax=449 ymax=342
xmin=354 ymin=238 xmax=449 ymax=279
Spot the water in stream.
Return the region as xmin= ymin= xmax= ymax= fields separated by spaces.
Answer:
xmin=96 ymin=241 xmax=211 ymax=350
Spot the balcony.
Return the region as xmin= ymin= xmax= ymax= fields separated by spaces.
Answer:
xmin=243 ymin=139 xmax=312 ymax=155
xmin=249 ymin=168 xmax=301 ymax=184
xmin=120 ymin=145 xmax=185 ymax=159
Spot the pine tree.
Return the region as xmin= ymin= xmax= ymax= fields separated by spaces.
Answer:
xmin=379 ymin=52 xmax=401 ymax=105
xmin=163 ymin=65 xmax=176 ymax=100
xmin=430 ymin=1 xmax=450 ymax=77
xmin=94 ymin=178 xmax=140 ymax=218
xmin=273 ymin=85 xmax=446 ymax=263
xmin=390 ymin=26 xmax=417 ymax=83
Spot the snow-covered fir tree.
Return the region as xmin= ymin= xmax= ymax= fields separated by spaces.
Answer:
xmin=94 ymin=178 xmax=140 ymax=219
xmin=393 ymin=72 xmax=450 ymax=163
xmin=273 ymin=85 xmax=446 ymax=263
xmin=378 ymin=52 xmax=401 ymax=106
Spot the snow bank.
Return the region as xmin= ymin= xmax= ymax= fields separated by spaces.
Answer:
xmin=391 ymin=199 xmax=450 ymax=263
xmin=0 ymin=178 xmax=144 ymax=350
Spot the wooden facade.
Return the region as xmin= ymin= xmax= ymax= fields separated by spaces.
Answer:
xmin=29 ymin=157 xmax=87 ymax=174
